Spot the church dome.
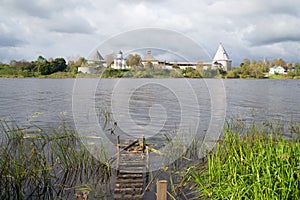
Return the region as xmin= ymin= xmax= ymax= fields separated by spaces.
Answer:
xmin=143 ymin=50 xmax=156 ymax=61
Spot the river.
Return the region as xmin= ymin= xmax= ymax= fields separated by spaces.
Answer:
xmin=0 ymin=78 xmax=299 ymax=141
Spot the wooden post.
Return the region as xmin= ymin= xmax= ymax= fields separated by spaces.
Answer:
xmin=116 ymin=135 xmax=120 ymax=175
xmin=157 ymin=180 xmax=167 ymax=200
xmin=145 ymin=145 xmax=150 ymax=189
xmin=142 ymin=135 xmax=145 ymax=153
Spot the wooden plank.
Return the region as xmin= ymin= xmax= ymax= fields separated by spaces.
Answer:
xmin=119 ymin=163 xmax=144 ymax=166
xmin=114 ymin=193 xmax=143 ymax=200
xmin=120 ymin=157 xmax=143 ymax=161
xmin=142 ymin=135 xmax=145 ymax=153
xmin=115 ymin=182 xmax=143 ymax=188
xmin=114 ymin=187 xmax=143 ymax=193
xmin=119 ymin=170 xmax=143 ymax=174
xmin=116 ymin=178 xmax=144 ymax=184
xmin=118 ymin=173 xmax=143 ymax=178
xmin=116 ymin=135 xmax=120 ymax=174
xmin=119 ymin=167 xmax=144 ymax=172
xmin=123 ymin=139 xmax=139 ymax=151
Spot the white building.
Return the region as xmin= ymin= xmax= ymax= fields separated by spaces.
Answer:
xmin=113 ymin=51 xmax=128 ymax=69
xmin=269 ymin=66 xmax=286 ymax=75
xmin=77 ymin=67 xmax=99 ymax=74
xmin=212 ymin=43 xmax=232 ymax=71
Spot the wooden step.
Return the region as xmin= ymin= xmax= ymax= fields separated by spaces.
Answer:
xmin=116 ymin=178 xmax=144 ymax=183
xmin=115 ymin=182 xmax=143 ymax=189
xmin=114 ymin=187 xmax=143 ymax=194
xmin=114 ymin=193 xmax=143 ymax=200
xmin=120 ymin=160 xmax=144 ymax=163
xmin=119 ymin=168 xmax=144 ymax=174
xmin=119 ymin=163 xmax=145 ymax=167
xmin=120 ymin=159 xmax=144 ymax=163
xmin=119 ymin=170 xmax=144 ymax=174
xmin=118 ymin=173 xmax=143 ymax=178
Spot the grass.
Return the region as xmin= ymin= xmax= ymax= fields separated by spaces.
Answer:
xmin=0 ymin=121 xmax=111 ymax=199
xmin=181 ymin=120 xmax=300 ymax=199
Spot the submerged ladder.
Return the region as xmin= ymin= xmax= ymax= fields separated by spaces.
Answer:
xmin=113 ymin=136 xmax=149 ymax=200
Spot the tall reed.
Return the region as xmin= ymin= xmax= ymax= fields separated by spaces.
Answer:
xmin=0 ymin=121 xmax=111 ymax=199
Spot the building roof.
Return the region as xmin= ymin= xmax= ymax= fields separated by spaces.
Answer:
xmin=143 ymin=50 xmax=157 ymax=61
xmin=270 ymin=66 xmax=285 ymax=70
xmin=213 ymin=43 xmax=230 ymax=61
xmin=89 ymin=49 xmax=104 ymax=61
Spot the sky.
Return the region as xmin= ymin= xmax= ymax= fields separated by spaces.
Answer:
xmin=1 ymin=0 xmax=300 ymax=66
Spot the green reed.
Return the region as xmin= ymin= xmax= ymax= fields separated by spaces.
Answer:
xmin=0 ymin=121 xmax=111 ymax=199
xmin=182 ymin=120 xmax=300 ymax=199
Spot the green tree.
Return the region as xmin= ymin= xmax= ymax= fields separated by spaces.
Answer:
xmin=182 ymin=67 xmax=201 ymax=78
xmin=38 ymin=62 xmax=51 ymax=75
xmin=294 ymin=62 xmax=300 ymax=76
xmin=172 ymin=63 xmax=179 ymax=69
xmin=67 ymin=57 xmax=86 ymax=73
xmin=202 ymin=67 xmax=218 ymax=78
xmin=226 ymin=69 xmax=238 ymax=78
xmin=37 ymin=56 xmax=47 ymax=64
xmin=126 ymin=54 xmax=141 ymax=67
xmin=50 ymin=58 xmax=67 ymax=73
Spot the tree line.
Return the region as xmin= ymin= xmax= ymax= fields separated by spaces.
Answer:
xmin=227 ymin=58 xmax=300 ymax=78
xmin=0 ymin=56 xmax=86 ymax=77
xmin=1 ymin=54 xmax=300 ymax=78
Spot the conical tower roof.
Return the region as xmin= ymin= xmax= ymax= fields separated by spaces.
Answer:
xmin=213 ymin=43 xmax=230 ymax=61
xmin=89 ymin=49 xmax=104 ymax=61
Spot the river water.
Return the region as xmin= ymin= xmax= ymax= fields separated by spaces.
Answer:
xmin=0 ymin=78 xmax=300 ymax=147
xmin=1 ymin=78 xmax=300 ymax=130
xmin=1 ymin=78 xmax=300 ymax=170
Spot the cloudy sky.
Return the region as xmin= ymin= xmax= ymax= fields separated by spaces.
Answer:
xmin=1 ymin=0 xmax=299 ymax=66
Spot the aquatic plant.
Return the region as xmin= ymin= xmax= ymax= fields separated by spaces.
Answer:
xmin=0 ymin=121 xmax=111 ymax=199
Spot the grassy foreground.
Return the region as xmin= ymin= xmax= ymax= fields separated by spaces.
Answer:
xmin=183 ymin=121 xmax=300 ymax=199
xmin=1 ymin=119 xmax=299 ymax=199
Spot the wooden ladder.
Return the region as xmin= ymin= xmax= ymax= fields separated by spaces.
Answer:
xmin=114 ymin=136 xmax=149 ymax=200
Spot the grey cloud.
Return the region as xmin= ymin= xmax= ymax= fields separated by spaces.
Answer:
xmin=49 ymin=18 xmax=95 ymax=34
xmin=7 ymin=0 xmax=85 ymax=18
xmin=243 ymin=14 xmax=300 ymax=46
xmin=1 ymin=0 xmax=300 ymax=65
xmin=0 ymin=33 xmax=26 ymax=47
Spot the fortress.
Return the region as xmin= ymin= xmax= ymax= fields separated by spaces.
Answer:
xmin=78 ymin=43 xmax=232 ymax=73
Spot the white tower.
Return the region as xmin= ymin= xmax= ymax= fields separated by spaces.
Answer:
xmin=212 ymin=43 xmax=232 ymax=71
